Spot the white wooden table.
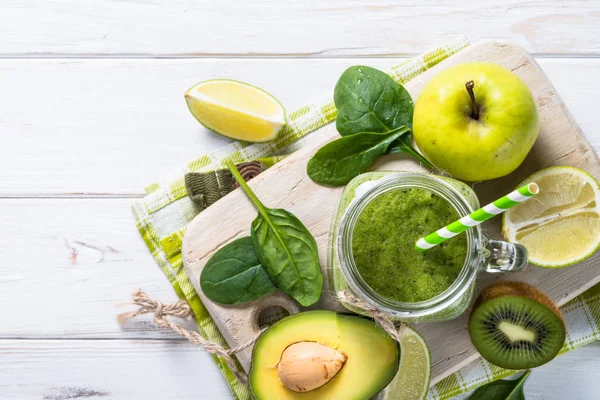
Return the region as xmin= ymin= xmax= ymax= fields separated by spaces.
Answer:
xmin=1 ymin=2 xmax=599 ymax=399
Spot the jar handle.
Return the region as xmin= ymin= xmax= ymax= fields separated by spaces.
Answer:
xmin=483 ymin=239 xmax=528 ymax=273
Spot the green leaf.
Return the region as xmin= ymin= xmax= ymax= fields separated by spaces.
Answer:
xmin=333 ymin=65 xmax=432 ymax=169
xmin=200 ymin=237 xmax=277 ymax=304
xmin=467 ymin=370 xmax=531 ymax=400
xmin=227 ymin=162 xmax=323 ymax=306
xmin=307 ymin=126 xmax=409 ymax=186
xmin=334 ymin=65 xmax=414 ymax=135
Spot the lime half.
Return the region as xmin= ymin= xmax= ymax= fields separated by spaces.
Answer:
xmin=185 ymin=79 xmax=286 ymax=142
xmin=503 ymin=166 xmax=600 ymax=268
xmin=381 ymin=327 xmax=431 ymax=400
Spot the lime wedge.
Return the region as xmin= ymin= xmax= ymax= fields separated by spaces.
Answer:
xmin=503 ymin=166 xmax=600 ymax=268
xmin=381 ymin=327 xmax=431 ymax=400
xmin=185 ymin=79 xmax=286 ymax=142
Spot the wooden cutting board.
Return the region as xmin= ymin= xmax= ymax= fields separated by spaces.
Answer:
xmin=182 ymin=41 xmax=600 ymax=385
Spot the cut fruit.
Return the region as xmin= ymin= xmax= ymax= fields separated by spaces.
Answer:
xmin=469 ymin=281 xmax=566 ymax=370
xmin=381 ymin=327 xmax=431 ymax=400
xmin=249 ymin=311 xmax=399 ymax=400
xmin=185 ymin=79 xmax=286 ymax=142
xmin=502 ymin=166 xmax=600 ymax=267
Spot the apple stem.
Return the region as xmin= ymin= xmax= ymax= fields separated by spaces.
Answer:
xmin=465 ymin=80 xmax=480 ymax=120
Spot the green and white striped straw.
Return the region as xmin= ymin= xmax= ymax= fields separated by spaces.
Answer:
xmin=415 ymin=182 xmax=539 ymax=252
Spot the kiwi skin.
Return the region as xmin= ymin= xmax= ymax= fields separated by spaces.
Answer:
xmin=469 ymin=281 xmax=566 ymax=369
xmin=473 ymin=281 xmax=565 ymax=325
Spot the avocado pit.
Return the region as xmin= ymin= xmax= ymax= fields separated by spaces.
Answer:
xmin=276 ymin=342 xmax=347 ymax=392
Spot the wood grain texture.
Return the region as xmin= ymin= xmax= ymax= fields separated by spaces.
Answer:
xmin=0 ymin=58 xmax=598 ymax=196
xmin=0 ymin=198 xmax=196 ymax=339
xmin=1 ymin=339 xmax=597 ymax=400
xmin=0 ymin=57 xmax=386 ymax=196
xmin=0 ymin=339 xmax=231 ymax=399
xmin=182 ymin=41 xmax=600 ymax=383
xmin=1 ymin=0 xmax=599 ymax=56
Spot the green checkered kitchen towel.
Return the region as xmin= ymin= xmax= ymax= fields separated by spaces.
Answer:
xmin=131 ymin=36 xmax=600 ymax=400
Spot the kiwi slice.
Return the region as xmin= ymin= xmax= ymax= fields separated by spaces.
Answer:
xmin=469 ymin=281 xmax=566 ymax=369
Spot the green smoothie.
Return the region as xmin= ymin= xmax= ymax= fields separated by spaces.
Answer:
xmin=351 ymin=188 xmax=467 ymax=303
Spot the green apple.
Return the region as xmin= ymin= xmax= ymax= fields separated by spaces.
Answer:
xmin=413 ymin=62 xmax=539 ymax=181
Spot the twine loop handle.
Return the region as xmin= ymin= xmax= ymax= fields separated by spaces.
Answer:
xmin=117 ymin=289 xmax=260 ymax=384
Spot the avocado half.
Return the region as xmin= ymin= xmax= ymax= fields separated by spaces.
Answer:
xmin=249 ymin=310 xmax=400 ymax=400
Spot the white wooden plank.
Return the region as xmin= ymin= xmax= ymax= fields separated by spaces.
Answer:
xmin=0 ymin=57 xmax=386 ymax=196
xmin=0 ymin=338 xmax=598 ymax=399
xmin=1 ymin=58 xmax=598 ymax=196
xmin=522 ymin=342 xmax=600 ymax=400
xmin=0 ymin=198 xmax=196 ymax=339
xmin=1 ymin=1 xmax=599 ymax=56
xmin=0 ymin=339 xmax=231 ymax=399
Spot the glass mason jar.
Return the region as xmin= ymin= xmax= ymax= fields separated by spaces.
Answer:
xmin=329 ymin=172 xmax=528 ymax=323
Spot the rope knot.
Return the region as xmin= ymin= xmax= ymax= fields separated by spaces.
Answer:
xmin=117 ymin=289 xmax=262 ymax=385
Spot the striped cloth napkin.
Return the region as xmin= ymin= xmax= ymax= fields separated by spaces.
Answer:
xmin=131 ymin=36 xmax=600 ymax=400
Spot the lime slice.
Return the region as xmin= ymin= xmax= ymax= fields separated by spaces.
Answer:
xmin=503 ymin=166 xmax=600 ymax=268
xmin=381 ymin=327 xmax=431 ymax=400
xmin=185 ymin=79 xmax=286 ymax=142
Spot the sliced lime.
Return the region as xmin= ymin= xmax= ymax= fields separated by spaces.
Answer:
xmin=502 ymin=166 xmax=600 ymax=268
xmin=381 ymin=327 xmax=431 ymax=400
xmin=185 ymin=79 xmax=286 ymax=142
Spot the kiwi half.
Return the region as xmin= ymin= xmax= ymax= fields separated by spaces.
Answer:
xmin=468 ymin=281 xmax=566 ymax=369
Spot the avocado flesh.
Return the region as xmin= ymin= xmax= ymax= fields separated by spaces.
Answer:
xmin=250 ymin=310 xmax=399 ymax=400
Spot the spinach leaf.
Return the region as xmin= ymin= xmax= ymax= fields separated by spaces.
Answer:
xmin=227 ymin=161 xmax=323 ymax=306
xmin=467 ymin=370 xmax=531 ymax=400
xmin=200 ymin=237 xmax=277 ymax=304
xmin=335 ymin=65 xmax=414 ymax=135
xmin=333 ymin=65 xmax=433 ymax=169
xmin=307 ymin=127 xmax=408 ymax=186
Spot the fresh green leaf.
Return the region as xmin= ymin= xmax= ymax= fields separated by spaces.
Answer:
xmin=307 ymin=126 xmax=409 ymax=186
xmin=332 ymin=65 xmax=432 ymax=169
xmin=227 ymin=162 xmax=323 ymax=306
xmin=200 ymin=237 xmax=277 ymax=304
xmin=334 ymin=65 xmax=414 ymax=135
xmin=467 ymin=370 xmax=531 ymax=400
